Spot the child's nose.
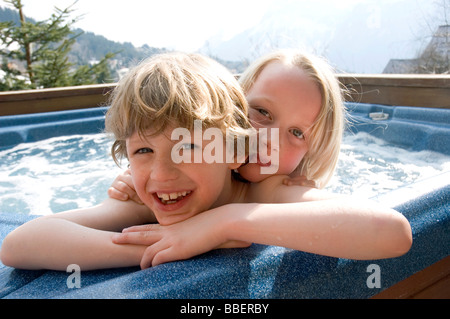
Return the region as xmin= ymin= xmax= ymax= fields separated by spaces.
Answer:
xmin=150 ymin=157 xmax=178 ymax=182
xmin=259 ymin=128 xmax=280 ymax=153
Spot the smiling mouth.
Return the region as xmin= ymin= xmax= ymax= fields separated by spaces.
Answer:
xmin=155 ymin=191 xmax=192 ymax=205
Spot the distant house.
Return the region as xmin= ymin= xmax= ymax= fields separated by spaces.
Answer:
xmin=383 ymin=59 xmax=420 ymax=74
xmin=427 ymin=25 xmax=450 ymax=59
xmin=383 ymin=25 xmax=449 ymax=74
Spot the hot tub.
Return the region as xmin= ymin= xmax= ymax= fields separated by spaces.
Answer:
xmin=0 ymin=102 xmax=449 ymax=300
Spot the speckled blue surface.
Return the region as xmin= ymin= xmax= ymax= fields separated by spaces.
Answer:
xmin=1 ymin=182 xmax=449 ymax=299
xmin=0 ymin=103 xmax=449 ymax=298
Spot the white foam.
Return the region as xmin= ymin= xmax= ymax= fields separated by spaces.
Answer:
xmin=325 ymin=132 xmax=450 ymax=198
xmin=0 ymin=134 xmax=123 ymax=215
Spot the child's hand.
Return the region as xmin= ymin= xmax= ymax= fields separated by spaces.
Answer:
xmin=283 ymin=175 xmax=316 ymax=188
xmin=108 ymin=169 xmax=143 ymax=204
xmin=112 ymin=209 xmax=250 ymax=268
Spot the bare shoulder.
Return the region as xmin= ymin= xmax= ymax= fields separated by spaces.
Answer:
xmin=247 ymin=175 xmax=338 ymax=203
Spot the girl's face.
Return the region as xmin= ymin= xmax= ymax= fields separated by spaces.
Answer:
xmin=238 ymin=61 xmax=322 ymax=182
xmin=126 ymin=127 xmax=238 ymax=226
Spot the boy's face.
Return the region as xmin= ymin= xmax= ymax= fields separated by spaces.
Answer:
xmin=239 ymin=61 xmax=321 ymax=182
xmin=126 ymin=126 xmax=238 ymax=226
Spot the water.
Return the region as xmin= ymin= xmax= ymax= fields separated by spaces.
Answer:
xmin=0 ymin=132 xmax=449 ymax=215
xmin=326 ymin=132 xmax=450 ymax=198
xmin=0 ymin=134 xmax=122 ymax=215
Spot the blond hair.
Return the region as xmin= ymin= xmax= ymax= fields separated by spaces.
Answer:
xmin=239 ymin=49 xmax=346 ymax=188
xmin=105 ymin=52 xmax=252 ymax=164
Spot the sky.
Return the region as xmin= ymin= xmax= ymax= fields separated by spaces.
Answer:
xmin=4 ymin=0 xmax=376 ymax=51
xmin=1 ymin=0 xmax=444 ymax=73
xmin=5 ymin=0 xmax=276 ymax=51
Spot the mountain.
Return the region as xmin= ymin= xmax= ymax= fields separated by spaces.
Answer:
xmin=69 ymin=29 xmax=168 ymax=76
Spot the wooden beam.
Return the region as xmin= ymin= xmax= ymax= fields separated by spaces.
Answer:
xmin=338 ymin=74 xmax=450 ymax=109
xmin=0 ymin=84 xmax=116 ymax=116
xmin=0 ymin=75 xmax=449 ymax=116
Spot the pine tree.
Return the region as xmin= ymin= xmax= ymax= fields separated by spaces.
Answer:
xmin=0 ymin=0 xmax=114 ymax=90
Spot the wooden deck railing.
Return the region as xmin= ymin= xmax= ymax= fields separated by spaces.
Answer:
xmin=0 ymin=83 xmax=116 ymax=116
xmin=0 ymin=74 xmax=449 ymax=116
xmin=339 ymin=74 xmax=449 ymax=109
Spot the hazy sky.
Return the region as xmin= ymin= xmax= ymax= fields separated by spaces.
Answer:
xmin=8 ymin=0 xmax=367 ymax=51
xmin=2 ymin=0 xmax=442 ymax=73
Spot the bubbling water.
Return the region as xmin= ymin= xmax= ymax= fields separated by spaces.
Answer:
xmin=326 ymin=132 xmax=450 ymax=198
xmin=0 ymin=134 xmax=122 ymax=215
xmin=0 ymin=132 xmax=449 ymax=215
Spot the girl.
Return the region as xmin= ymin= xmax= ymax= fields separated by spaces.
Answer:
xmin=0 ymin=52 xmax=411 ymax=271
xmin=238 ymin=49 xmax=344 ymax=187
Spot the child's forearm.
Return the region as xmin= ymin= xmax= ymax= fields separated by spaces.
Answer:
xmin=1 ymin=216 xmax=146 ymax=271
xmin=220 ymin=199 xmax=412 ymax=260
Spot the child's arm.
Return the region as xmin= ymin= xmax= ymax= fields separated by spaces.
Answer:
xmin=0 ymin=199 xmax=154 ymax=270
xmin=114 ymin=176 xmax=412 ymax=268
xmin=231 ymin=176 xmax=412 ymax=260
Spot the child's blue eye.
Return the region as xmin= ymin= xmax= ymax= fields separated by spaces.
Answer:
xmin=257 ymin=108 xmax=271 ymax=118
xmin=290 ymin=129 xmax=305 ymax=140
xmin=136 ymin=147 xmax=153 ymax=154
